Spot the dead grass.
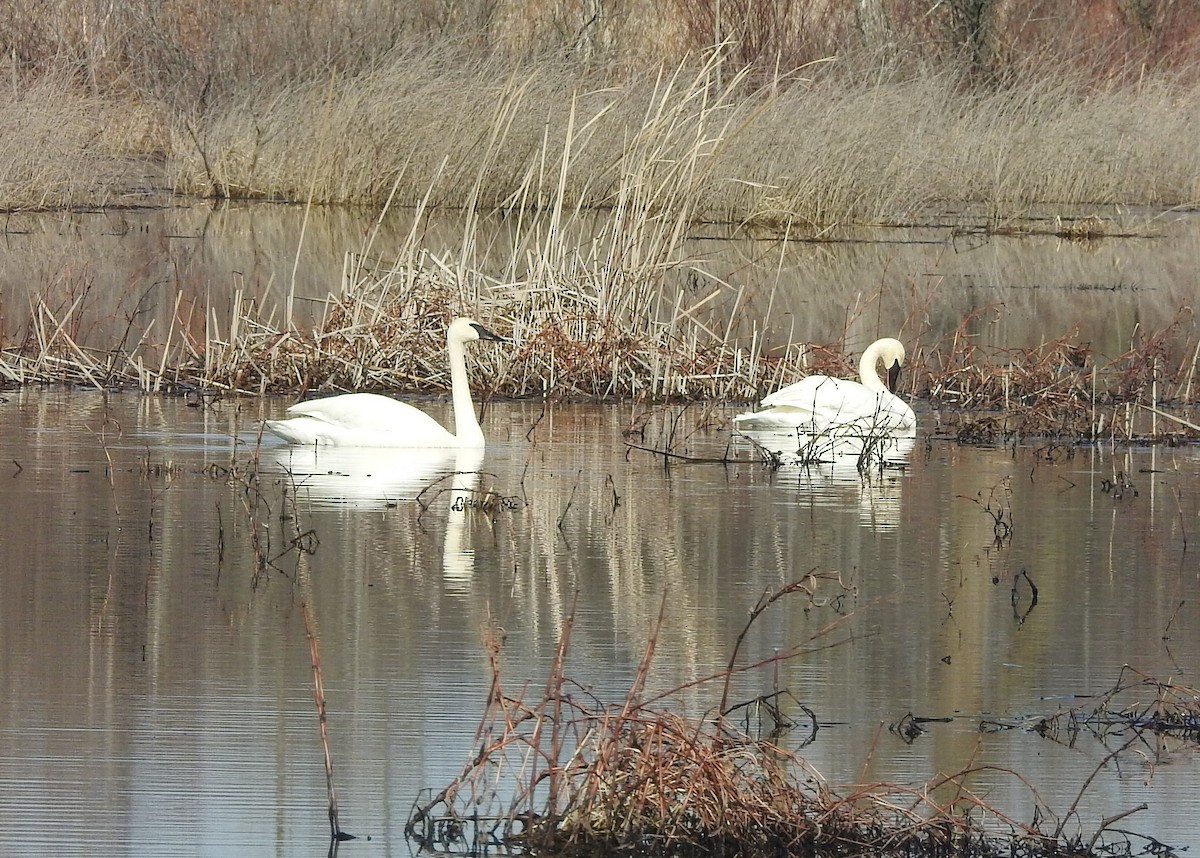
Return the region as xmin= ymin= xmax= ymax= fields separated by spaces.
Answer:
xmin=2 ymin=219 xmax=1199 ymax=448
xmin=404 ymin=584 xmax=1178 ymax=858
xmin=912 ymin=307 xmax=1200 ymax=443
xmin=0 ymin=71 xmax=161 ymax=210
xmin=1 ymin=3 xmax=1199 ymax=221
xmin=163 ymin=49 xmax=1200 ymax=225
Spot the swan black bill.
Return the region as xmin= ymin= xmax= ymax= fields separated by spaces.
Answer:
xmin=887 ymin=360 xmax=902 ymax=394
xmin=471 ymin=323 xmax=507 ymax=343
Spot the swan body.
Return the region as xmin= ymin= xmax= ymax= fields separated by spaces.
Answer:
xmin=734 ymin=337 xmax=916 ymax=436
xmin=264 ymin=317 xmax=504 ymax=448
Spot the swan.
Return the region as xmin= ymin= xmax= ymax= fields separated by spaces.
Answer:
xmin=734 ymin=337 xmax=916 ymax=436
xmin=264 ymin=317 xmax=504 ymax=448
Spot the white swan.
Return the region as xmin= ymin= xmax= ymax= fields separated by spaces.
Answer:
xmin=734 ymin=337 xmax=916 ymax=436
xmin=264 ymin=317 xmax=504 ymax=448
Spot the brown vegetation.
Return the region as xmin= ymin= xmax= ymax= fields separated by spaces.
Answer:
xmin=3 ymin=231 xmax=1197 ymax=446
xmin=1 ymin=1 xmax=1199 ymax=221
xmin=2 ymin=1 xmax=1199 ymax=448
xmin=405 ymin=585 xmax=1185 ymax=858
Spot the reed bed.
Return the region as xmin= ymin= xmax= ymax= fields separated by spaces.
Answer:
xmin=162 ymin=47 xmax=1200 ymax=226
xmin=916 ymin=309 xmax=1200 ymax=443
xmin=405 ymin=583 xmax=1175 ymax=858
xmin=0 ymin=70 xmax=161 ymax=210
xmin=3 ymin=2 xmax=1200 ymax=222
xmin=3 ymin=237 xmax=1200 ymax=447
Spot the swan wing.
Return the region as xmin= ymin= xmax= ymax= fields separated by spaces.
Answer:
xmin=267 ymin=393 xmax=457 ymax=447
xmin=735 ymin=376 xmax=915 ymax=433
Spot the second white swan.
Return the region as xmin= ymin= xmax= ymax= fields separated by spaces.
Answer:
xmin=264 ymin=317 xmax=505 ymax=448
xmin=733 ymin=337 xmax=916 ymax=435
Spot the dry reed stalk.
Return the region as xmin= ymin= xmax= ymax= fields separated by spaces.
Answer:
xmin=302 ymin=601 xmax=348 ymax=842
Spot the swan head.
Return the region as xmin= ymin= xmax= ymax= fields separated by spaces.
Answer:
xmin=864 ymin=338 xmax=907 ymax=393
xmin=449 ymin=316 xmax=506 ymax=346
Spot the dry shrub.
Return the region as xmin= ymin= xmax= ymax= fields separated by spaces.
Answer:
xmin=914 ymin=307 xmax=1200 ymax=442
xmin=175 ymin=238 xmax=756 ymax=401
xmin=405 ymin=584 xmax=1172 ymax=858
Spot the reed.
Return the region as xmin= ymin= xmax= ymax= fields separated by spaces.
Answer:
xmin=3 ymin=240 xmax=1200 ymax=447
xmin=160 ymin=47 xmax=1200 ymax=225
xmin=0 ymin=69 xmax=160 ymax=210
xmin=302 ymin=601 xmax=351 ymax=843
xmin=917 ymin=308 xmax=1200 ymax=443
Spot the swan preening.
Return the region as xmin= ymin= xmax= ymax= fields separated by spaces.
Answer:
xmin=264 ymin=317 xmax=504 ymax=448
xmin=734 ymin=337 xmax=916 ymax=437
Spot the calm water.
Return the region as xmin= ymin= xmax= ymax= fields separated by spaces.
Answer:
xmin=2 ymin=204 xmax=1200 ymax=361
xmin=0 ymin=390 xmax=1197 ymax=856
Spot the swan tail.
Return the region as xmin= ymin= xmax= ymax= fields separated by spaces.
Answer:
xmin=264 ymin=419 xmax=320 ymax=445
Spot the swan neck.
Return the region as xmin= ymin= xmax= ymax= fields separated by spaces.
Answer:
xmin=858 ymin=344 xmax=886 ymax=393
xmin=448 ymin=335 xmax=485 ymax=446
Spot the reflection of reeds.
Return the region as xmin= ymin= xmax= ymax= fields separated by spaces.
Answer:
xmin=406 ymin=583 xmax=1166 ymax=858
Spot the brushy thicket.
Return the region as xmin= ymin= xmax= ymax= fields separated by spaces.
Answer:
xmin=406 ymin=596 xmax=1197 ymax=858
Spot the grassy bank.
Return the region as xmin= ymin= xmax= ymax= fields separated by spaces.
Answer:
xmin=166 ymin=48 xmax=1200 ymax=227
xmin=3 ymin=0 xmax=1200 ymax=445
xmin=1 ymin=1 xmax=1199 ymax=223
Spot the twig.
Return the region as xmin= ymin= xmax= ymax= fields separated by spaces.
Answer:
xmin=302 ymin=602 xmax=351 ymax=842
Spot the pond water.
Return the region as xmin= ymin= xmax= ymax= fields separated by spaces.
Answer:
xmin=0 ymin=389 xmax=1197 ymax=857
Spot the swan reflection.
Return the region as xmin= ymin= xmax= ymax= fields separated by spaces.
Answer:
xmin=739 ymin=427 xmax=916 ymax=530
xmin=264 ymin=444 xmax=484 ymax=510
xmin=263 ymin=443 xmax=486 ymax=592
xmin=441 ymin=455 xmax=484 ymax=591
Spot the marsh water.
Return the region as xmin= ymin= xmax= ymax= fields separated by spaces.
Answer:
xmin=1 ymin=390 xmax=1199 ymax=857
xmin=2 ymin=205 xmax=1200 ymax=856
xmin=3 ymin=202 xmax=1200 ymax=361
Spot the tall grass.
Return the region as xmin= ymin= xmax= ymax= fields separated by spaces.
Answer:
xmin=1 ymin=2 xmax=1199 ymax=219
xmin=164 ymin=46 xmax=1200 ymax=224
xmin=0 ymin=71 xmax=160 ymax=209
